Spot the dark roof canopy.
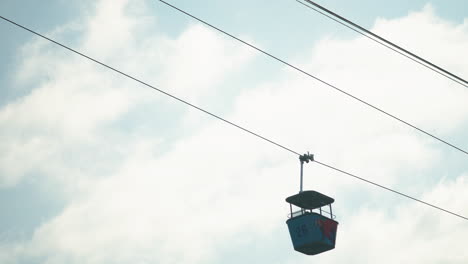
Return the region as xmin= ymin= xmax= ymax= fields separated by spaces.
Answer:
xmin=286 ymin=190 xmax=334 ymax=209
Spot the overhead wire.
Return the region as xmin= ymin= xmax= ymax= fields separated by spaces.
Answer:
xmin=297 ymin=0 xmax=468 ymax=88
xmin=156 ymin=0 xmax=468 ymax=158
xmin=0 ymin=15 xmax=300 ymax=157
xmin=315 ymin=160 xmax=468 ymax=221
xmin=0 ymin=14 xmax=466 ymax=221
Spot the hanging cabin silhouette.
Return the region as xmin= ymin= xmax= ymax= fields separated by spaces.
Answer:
xmin=285 ymin=153 xmax=338 ymax=255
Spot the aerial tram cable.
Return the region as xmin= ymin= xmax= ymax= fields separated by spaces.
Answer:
xmin=296 ymin=0 xmax=468 ymax=88
xmin=1 ymin=15 xmax=467 ymax=222
xmin=314 ymin=159 xmax=468 ymax=221
xmin=155 ymin=0 xmax=468 ymax=158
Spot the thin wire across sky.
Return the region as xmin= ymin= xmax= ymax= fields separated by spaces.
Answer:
xmin=156 ymin=0 xmax=468 ymax=158
xmin=297 ymin=0 xmax=468 ymax=88
xmin=0 ymin=4 xmax=466 ymax=221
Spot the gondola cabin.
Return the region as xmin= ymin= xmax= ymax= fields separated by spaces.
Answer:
xmin=286 ymin=190 xmax=338 ymax=255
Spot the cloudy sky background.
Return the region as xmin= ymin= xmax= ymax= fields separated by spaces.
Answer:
xmin=1 ymin=0 xmax=468 ymax=263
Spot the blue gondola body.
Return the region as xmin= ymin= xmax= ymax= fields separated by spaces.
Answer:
xmin=286 ymin=212 xmax=338 ymax=255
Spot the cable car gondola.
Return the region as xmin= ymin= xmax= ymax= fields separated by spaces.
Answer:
xmin=285 ymin=153 xmax=338 ymax=255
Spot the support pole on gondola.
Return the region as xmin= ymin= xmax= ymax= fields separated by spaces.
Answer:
xmin=299 ymin=153 xmax=314 ymax=193
xmin=300 ymin=160 xmax=304 ymax=193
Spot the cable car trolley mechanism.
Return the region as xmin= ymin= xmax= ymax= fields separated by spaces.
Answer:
xmin=285 ymin=153 xmax=338 ymax=255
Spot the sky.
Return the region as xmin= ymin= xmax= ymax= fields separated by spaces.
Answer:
xmin=0 ymin=0 xmax=467 ymax=263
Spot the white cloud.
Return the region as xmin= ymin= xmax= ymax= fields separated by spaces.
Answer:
xmin=0 ymin=0 xmax=255 ymax=189
xmin=312 ymin=174 xmax=468 ymax=264
xmin=158 ymin=24 xmax=256 ymax=102
xmin=305 ymin=4 xmax=468 ymax=134
xmin=1 ymin=1 xmax=468 ymax=264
